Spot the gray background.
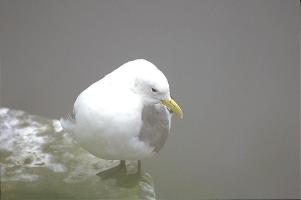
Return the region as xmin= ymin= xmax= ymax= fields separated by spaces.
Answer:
xmin=0 ymin=0 xmax=300 ymax=199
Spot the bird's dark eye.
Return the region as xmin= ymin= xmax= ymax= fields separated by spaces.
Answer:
xmin=151 ymin=88 xmax=158 ymax=92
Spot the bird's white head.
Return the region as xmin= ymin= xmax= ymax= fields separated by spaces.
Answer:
xmin=114 ymin=59 xmax=183 ymax=118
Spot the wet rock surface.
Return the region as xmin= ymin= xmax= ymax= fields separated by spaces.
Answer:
xmin=0 ymin=108 xmax=156 ymax=200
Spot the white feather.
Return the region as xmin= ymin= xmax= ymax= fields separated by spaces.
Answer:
xmin=60 ymin=59 xmax=172 ymax=160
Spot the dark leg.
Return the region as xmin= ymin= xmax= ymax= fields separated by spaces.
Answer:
xmin=120 ymin=160 xmax=126 ymax=168
xmin=97 ymin=160 xmax=127 ymax=179
xmin=117 ymin=160 xmax=143 ymax=187
xmin=137 ymin=160 xmax=142 ymax=174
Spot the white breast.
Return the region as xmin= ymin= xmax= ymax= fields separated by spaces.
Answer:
xmin=71 ymin=80 xmax=156 ymax=160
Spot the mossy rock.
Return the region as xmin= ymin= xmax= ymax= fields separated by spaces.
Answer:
xmin=0 ymin=108 xmax=156 ymax=200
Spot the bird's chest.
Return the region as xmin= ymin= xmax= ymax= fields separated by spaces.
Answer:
xmin=95 ymin=95 xmax=144 ymax=138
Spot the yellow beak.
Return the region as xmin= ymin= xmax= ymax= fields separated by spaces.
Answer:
xmin=161 ymin=99 xmax=183 ymax=118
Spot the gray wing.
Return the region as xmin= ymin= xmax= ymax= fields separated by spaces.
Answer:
xmin=138 ymin=104 xmax=171 ymax=153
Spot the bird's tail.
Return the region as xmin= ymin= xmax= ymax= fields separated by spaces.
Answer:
xmin=60 ymin=113 xmax=75 ymax=132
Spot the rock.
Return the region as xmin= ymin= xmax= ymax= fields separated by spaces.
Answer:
xmin=0 ymin=108 xmax=156 ymax=200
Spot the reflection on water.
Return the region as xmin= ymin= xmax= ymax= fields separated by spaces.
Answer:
xmin=0 ymin=108 xmax=156 ymax=200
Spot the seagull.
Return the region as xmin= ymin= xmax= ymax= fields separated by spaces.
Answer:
xmin=60 ymin=59 xmax=183 ymax=177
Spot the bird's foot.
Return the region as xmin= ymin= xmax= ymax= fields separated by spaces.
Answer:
xmin=116 ymin=160 xmax=142 ymax=187
xmin=116 ymin=171 xmax=142 ymax=187
xmin=96 ymin=160 xmax=127 ymax=180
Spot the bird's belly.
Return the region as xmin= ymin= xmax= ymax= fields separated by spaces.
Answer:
xmin=73 ymin=92 xmax=156 ymax=160
xmin=74 ymin=128 xmax=156 ymax=160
